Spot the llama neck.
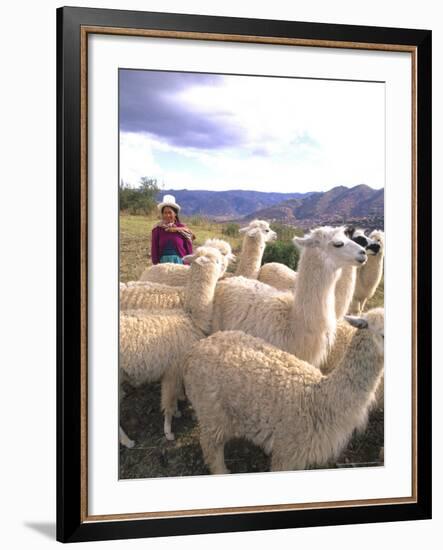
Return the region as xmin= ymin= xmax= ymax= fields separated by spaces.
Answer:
xmin=183 ymin=265 xmax=219 ymax=334
xmin=235 ymin=236 xmax=264 ymax=279
xmin=334 ymin=266 xmax=357 ymax=319
xmin=288 ymin=249 xmax=340 ymax=367
xmin=319 ymin=331 xmax=384 ymax=423
xmin=360 ymin=252 xmax=384 ymax=287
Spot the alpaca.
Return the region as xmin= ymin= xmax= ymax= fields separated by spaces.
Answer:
xmin=334 ymin=228 xmax=381 ymax=319
xmin=119 ymin=246 xmax=223 ymax=443
xmin=233 ymin=220 xmax=277 ymax=279
xmin=211 ymin=226 xmax=367 ymax=368
xmin=184 ymin=308 xmax=384 ymax=474
xmin=350 ymin=230 xmax=384 ymax=314
xmin=139 ymin=238 xmax=235 ymax=286
xmin=122 ymin=238 xmax=232 ymax=312
xmin=257 ymin=227 xmax=378 ymax=321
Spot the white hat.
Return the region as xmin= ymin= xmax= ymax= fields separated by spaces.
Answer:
xmin=157 ymin=194 xmax=181 ymax=212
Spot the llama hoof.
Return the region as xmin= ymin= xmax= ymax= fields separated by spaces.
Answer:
xmin=165 ymin=432 xmax=175 ymax=441
xmin=212 ymin=466 xmax=230 ymax=475
xmin=120 ymin=438 xmax=135 ymax=449
xmin=173 ymin=410 xmax=182 ymax=418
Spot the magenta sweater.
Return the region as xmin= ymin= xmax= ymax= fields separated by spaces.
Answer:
xmin=151 ymin=223 xmax=193 ymax=265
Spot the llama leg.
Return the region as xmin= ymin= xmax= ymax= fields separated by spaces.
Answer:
xmin=161 ymin=370 xmax=179 ymax=441
xmin=271 ymin=447 xmax=303 ymax=472
xmin=177 ymin=381 xmax=186 ymax=401
xmin=360 ymin=298 xmax=367 ymax=312
xmin=199 ymin=429 xmax=230 ymax=475
xmin=119 ymin=425 xmax=135 ymax=449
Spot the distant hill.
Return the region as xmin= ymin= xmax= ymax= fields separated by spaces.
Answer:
xmin=156 ymin=189 xmax=311 ymax=220
xmin=242 ymin=184 xmax=384 ymax=229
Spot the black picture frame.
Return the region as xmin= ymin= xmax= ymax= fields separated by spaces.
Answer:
xmin=57 ymin=6 xmax=432 ymax=543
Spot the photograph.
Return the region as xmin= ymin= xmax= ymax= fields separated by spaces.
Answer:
xmin=56 ymin=7 xmax=431 ymax=542
xmin=118 ymin=68 xmax=386 ymax=479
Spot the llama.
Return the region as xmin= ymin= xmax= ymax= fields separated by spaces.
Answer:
xmin=184 ymin=308 xmax=384 ymax=474
xmin=120 ymin=239 xmax=231 ymax=312
xmin=211 ymin=226 xmax=367 ymax=368
xmin=119 ymin=246 xmax=223 ymax=443
xmin=232 ymin=220 xmax=277 ymax=279
xmin=257 ymin=227 xmax=378 ymax=321
xmin=334 ymin=228 xmax=381 ymax=319
xmin=350 ymin=230 xmax=384 ymax=314
xmin=139 ymin=238 xmax=235 ymax=286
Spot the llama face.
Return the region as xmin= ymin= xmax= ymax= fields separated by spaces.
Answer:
xmin=294 ymin=227 xmax=367 ymax=267
xmin=369 ymin=230 xmax=385 ymax=253
xmin=240 ymin=220 xmax=277 ymax=243
xmin=330 ymin=234 xmax=367 ymax=267
xmin=204 ymin=239 xmax=236 ymax=273
xmin=345 ymin=227 xmax=381 ymax=256
xmin=352 ymin=229 xmax=381 ymax=256
xmin=183 ymin=246 xmax=225 ymax=277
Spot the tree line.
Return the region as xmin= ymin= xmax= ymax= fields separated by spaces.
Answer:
xmin=119 ymin=177 xmax=160 ymax=214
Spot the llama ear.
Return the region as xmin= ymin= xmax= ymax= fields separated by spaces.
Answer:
xmin=344 ymin=315 xmax=369 ymax=329
xmin=344 ymin=225 xmax=355 ymax=238
xmin=238 ymin=226 xmax=249 ymax=234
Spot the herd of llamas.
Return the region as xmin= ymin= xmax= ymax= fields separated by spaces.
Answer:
xmin=119 ymin=219 xmax=385 ymax=475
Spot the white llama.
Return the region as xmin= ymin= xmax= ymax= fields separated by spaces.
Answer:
xmin=184 ymin=308 xmax=384 ymax=474
xmin=211 ymin=226 xmax=367 ymax=368
xmin=119 ymin=246 xmax=223 ymax=444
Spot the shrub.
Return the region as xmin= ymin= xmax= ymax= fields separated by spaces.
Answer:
xmin=222 ymin=222 xmax=240 ymax=237
xmin=270 ymin=222 xmax=304 ymax=242
xmin=119 ymin=177 xmax=159 ymax=215
xmin=262 ymin=241 xmax=299 ymax=270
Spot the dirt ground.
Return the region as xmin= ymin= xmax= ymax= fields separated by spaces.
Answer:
xmin=119 ymin=380 xmax=384 ymax=479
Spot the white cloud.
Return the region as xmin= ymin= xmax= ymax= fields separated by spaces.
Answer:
xmin=119 ymin=132 xmax=164 ymax=187
xmin=120 ymin=75 xmax=385 ymax=193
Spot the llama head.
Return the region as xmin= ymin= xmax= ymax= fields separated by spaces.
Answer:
xmin=204 ymin=238 xmax=236 ymax=275
xmin=344 ymin=307 xmax=384 ymax=357
xmin=239 ymin=220 xmax=277 ymax=246
xmin=293 ymin=226 xmax=367 ymax=268
xmin=183 ymin=246 xmax=224 ymax=279
xmin=369 ymin=230 xmax=385 ymax=254
xmin=345 ymin=226 xmax=381 ymax=256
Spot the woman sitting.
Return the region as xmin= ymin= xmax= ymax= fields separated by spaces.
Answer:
xmin=151 ymin=195 xmax=195 ymax=265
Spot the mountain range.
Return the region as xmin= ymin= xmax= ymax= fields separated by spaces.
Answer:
xmin=157 ymin=185 xmax=384 ymax=229
xmin=156 ymin=189 xmax=310 ymax=220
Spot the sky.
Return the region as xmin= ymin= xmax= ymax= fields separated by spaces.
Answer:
xmin=119 ymin=69 xmax=385 ymax=193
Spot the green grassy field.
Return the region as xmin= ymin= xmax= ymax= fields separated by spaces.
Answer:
xmin=119 ymin=213 xmax=384 ymax=479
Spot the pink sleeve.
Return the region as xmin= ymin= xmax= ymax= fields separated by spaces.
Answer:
xmin=151 ymin=227 xmax=160 ymax=265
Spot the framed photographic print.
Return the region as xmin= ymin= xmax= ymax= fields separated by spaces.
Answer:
xmin=57 ymin=6 xmax=432 ymax=543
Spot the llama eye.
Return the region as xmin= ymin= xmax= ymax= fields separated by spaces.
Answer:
xmin=265 ymin=229 xmax=270 ymax=232
xmin=333 ymin=242 xmax=344 ymax=248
